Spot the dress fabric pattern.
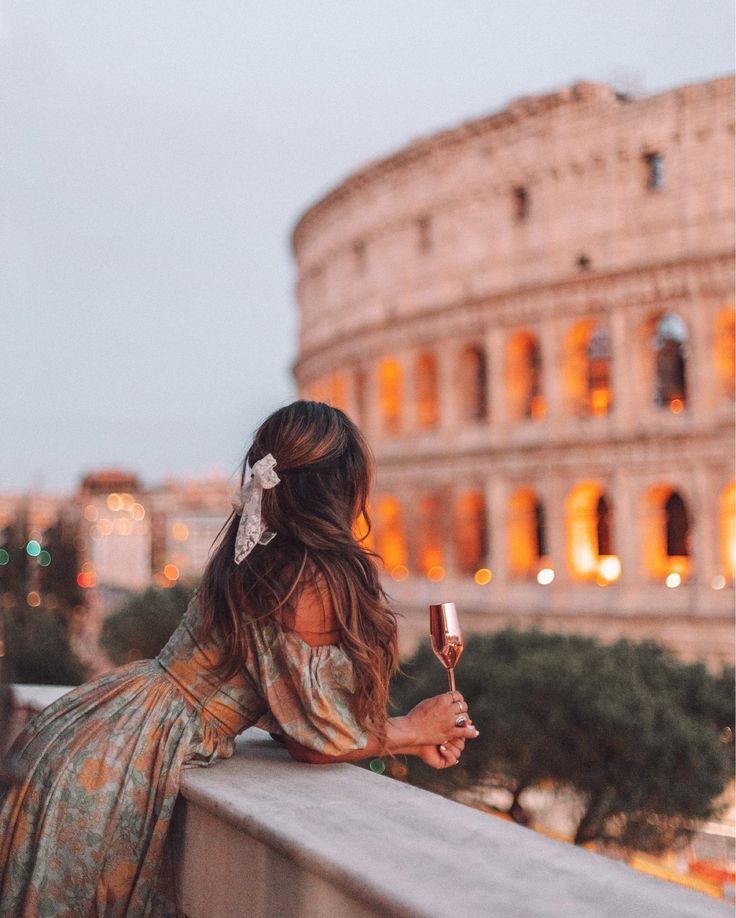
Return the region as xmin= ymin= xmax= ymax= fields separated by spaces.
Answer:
xmin=0 ymin=595 xmax=367 ymax=917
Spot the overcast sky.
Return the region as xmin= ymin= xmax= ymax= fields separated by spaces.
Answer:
xmin=1 ymin=2 xmax=733 ymax=493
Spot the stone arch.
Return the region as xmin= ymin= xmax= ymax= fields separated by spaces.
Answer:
xmin=642 ymin=484 xmax=693 ymax=581
xmin=562 ymin=319 xmax=613 ymax=417
xmin=415 ymin=351 xmax=439 ymax=430
xmin=454 ymin=491 xmax=488 ymax=575
xmin=456 ymin=344 xmax=488 ymax=422
xmin=507 ymin=487 xmax=547 ymax=578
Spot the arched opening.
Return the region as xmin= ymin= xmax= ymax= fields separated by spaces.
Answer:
xmin=416 ymin=494 xmax=444 ymax=580
xmin=643 ymin=485 xmax=692 ymax=581
xmin=415 ymin=352 xmax=439 ymax=430
xmin=457 ymin=345 xmax=488 ymax=421
xmin=378 ymin=357 xmax=403 ymax=435
xmin=651 ymin=313 xmax=688 ymax=412
xmin=563 ymin=320 xmax=613 ymax=417
xmin=454 ymin=491 xmax=488 ymax=575
xmin=375 ymin=495 xmax=407 ymax=579
xmin=508 ymin=488 xmax=547 ymax=578
xmin=565 ymin=483 xmax=619 ymax=583
xmin=714 ymin=308 xmax=735 ymax=401
xmin=506 ymin=331 xmax=545 ymax=421
xmin=720 ymin=482 xmax=736 ymax=583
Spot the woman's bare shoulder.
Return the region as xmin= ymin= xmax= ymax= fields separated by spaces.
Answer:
xmin=280 ymin=575 xmax=340 ymax=646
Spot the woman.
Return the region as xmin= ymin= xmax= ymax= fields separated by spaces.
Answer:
xmin=0 ymin=401 xmax=478 ymax=917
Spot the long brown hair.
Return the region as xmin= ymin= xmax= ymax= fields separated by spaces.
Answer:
xmin=198 ymin=400 xmax=399 ymax=731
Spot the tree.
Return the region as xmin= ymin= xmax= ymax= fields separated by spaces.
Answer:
xmin=3 ymin=606 xmax=85 ymax=686
xmin=391 ymin=629 xmax=734 ymax=853
xmin=100 ymin=584 xmax=193 ymax=665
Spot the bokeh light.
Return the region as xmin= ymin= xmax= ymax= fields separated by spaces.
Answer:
xmin=537 ymin=567 xmax=555 ymax=585
xmin=474 ymin=568 xmax=493 ymax=585
xmin=26 ymin=540 xmax=41 ymax=557
xmin=427 ymin=565 xmax=445 ymax=582
xmin=172 ymin=522 xmax=189 ymax=541
xmin=665 ymin=572 xmax=682 ymax=588
xmin=390 ymin=564 xmax=408 ymax=581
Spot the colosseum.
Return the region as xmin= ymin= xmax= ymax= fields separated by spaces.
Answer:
xmin=292 ymin=76 xmax=735 ymax=668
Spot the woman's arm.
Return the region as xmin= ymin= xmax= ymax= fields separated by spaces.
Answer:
xmin=284 ymin=698 xmax=478 ymax=765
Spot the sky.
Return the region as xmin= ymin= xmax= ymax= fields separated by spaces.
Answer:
xmin=1 ymin=1 xmax=733 ymax=494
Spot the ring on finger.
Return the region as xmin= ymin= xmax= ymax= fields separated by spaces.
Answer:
xmin=455 ymin=714 xmax=468 ymax=727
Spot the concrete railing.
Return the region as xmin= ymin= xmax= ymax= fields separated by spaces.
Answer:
xmin=7 ymin=687 xmax=731 ymax=917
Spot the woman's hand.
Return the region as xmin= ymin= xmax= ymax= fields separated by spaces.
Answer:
xmin=403 ymin=692 xmax=479 ymax=747
xmin=416 ymin=736 xmax=466 ymax=769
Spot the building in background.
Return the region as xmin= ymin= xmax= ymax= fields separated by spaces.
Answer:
xmin=292 ymin=76 xmax=735 ymax=666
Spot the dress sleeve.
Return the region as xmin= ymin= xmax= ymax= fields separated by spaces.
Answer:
xmin=249 ymin=584 xmax=369 ymax=755
xmin=254 ymin=628 xmax=369 ymax=755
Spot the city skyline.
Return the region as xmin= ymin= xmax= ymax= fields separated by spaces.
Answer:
xmin=1 ymin=1 xmax=733 ymax=493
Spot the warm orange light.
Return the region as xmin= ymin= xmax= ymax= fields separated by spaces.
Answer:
xmin=415 ymin=352 xmax=439 ymax=430
xmin=565 ymin=482 xmax=613 ymax=581
xmin=596 ymin=555 xmax=621 ymax=583
xmin=590 ymin=387 xmax=611 ymax=416
xmin=714 ymin=308 xmax=735 ymax=399
xmin=172 ymin=522 xmax=189 ymax=541
xmin=665 ymin=572 xmax=681 ymax=588
xmin=106 ymin=493 xmax=122 ymax=512
xmin=115 ymin=518 xmax=133 ymax=535
xmin=27 ymin=591 xmax=41 ymax=607
xmin=98 ymin=518 xmax=113 ymax=536
xmin=131 ymin=503 xmax=145 ymax=521
xmin=455 ymin=491 xmax=488 ymax=575
xmin=474 ymin=568 xmax=492 ymax=585
xmin=120 ymin=493 xmax=134 ymax=511
xmin=507 ymin=488 xmax=540 ymax=578
xmin=77 ymin=571 xmax=97 ymax=588
xmin=669 ymin=398 xmax=684 ymax=414
xmin=391 ymin=564 xmax=409 ymax=581
xmin=379 ymin=357 xmax=403 ymax=435
xmin=163 ymin=564 xmax=180 ymax=581
xmin=83 ymin=504 xmax=98 ymax=522
xmin=720 ymin=482 xmax=735 ymax=582
xmin=427 ymin=565 xmax=445 ymax=582
xmin=530 ymin=395 xmax=547 ymax=419
xmin=375 ymin=496 xmax=407 ymax=570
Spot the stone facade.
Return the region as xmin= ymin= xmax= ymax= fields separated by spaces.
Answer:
xmin=292 ymin=77 xmax=735 ymax=667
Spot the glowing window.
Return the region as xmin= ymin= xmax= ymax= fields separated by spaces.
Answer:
xmin=455 ymin=491 xmax=488 ymax=575
xmin=506 ymin=331 xmax=545 ymax=421
xmin=415 ymin=352 xmax=439 ymax=430
xmin=643 ymin=485 xmax=692 ymax=581
xmin=651 ymin=313 xmax=688 ymax=410
xmin=457 ymin=346 xmax=488 ymax=421
xmin=714 ymin=308 xmax=735 ymax=400
xmin=565 ymin=483 xmax=618 ymax=582
xmin=563 ymin=320 xmax=613 ymax=417
xmin=416 ymin=494 xmax=444 ymax=575
xmin=378 ymin=358 xmax=403 ymax=435
xmin=720 ymin=482 xmax=735 ymax=583
xmin=375 ymin=496 xmax=406 ymax=573
xmin=508 ymin=488 xmax=546 ymax=578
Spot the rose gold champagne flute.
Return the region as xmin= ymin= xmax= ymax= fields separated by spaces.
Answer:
xmin=429 ymin=602 xmax=464 ymax=693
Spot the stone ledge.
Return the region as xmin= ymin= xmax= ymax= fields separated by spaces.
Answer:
xmin=176 ymin=730 xmax=730 ymax=918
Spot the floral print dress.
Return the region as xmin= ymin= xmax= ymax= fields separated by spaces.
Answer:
xmin=0 ymin=593 xmax=368 ymax=917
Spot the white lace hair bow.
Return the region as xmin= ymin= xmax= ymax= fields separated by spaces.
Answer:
xmin=231 ymin=453 xmax=280 ymax=564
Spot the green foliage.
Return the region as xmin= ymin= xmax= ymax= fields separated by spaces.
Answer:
xmin=100 ymin=584 xmax=193 ymax=665
xmin=391 ymin=629 xmax=735 ymax=852
xmin=3 ymin=606 xmax=85 ymax=686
